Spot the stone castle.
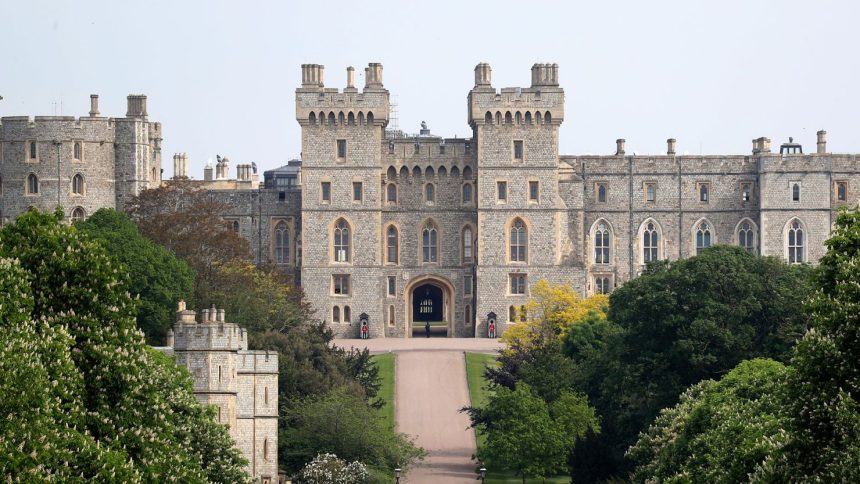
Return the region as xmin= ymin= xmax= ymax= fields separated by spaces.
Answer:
xmin=2 ymin=62 xmax=859 ymax=340
xmin=164 ymin=302 xmax=278 ymax=483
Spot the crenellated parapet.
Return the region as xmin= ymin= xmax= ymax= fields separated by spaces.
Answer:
xmin=468 ymin=63 xmax=564 ymax=129
xmin=296 ymin=63 xmax=389 ymax=128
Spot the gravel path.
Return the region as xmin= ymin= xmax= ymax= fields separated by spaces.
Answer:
xmin=396 ymin=351 xmax=478 ymax=483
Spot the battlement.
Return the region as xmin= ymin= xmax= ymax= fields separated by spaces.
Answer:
xmin=169 ymin=301 xmax=248 ymax=351
xmin=468 ymin=63 xmax=564 ymax=127
xmin=296 ymin=63 xmax=389 ymax=127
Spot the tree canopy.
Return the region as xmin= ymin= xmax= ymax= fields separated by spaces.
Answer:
xmin=75 ymin=208 xmax=195 ymax=344
xmin=0 ymin=210 xmax=249 ymax=482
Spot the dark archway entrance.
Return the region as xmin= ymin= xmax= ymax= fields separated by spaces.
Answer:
xmin=411 ymin=282 xmax=447 ymax=337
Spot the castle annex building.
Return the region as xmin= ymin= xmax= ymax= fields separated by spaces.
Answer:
xmin=2 ymin=63 xmax=859 ymax=340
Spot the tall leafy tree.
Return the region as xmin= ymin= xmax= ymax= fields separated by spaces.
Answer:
xmin=76 ymin=208 xmax=195 ymax=344
xmin=0 ymin=210 xmax=249 ymax=482
xmin=468 ymin=383 xmax=599 ymax=483
xmin=628 ymin=358 xmax=788 ymax=483
xmin=755 ymin=208 xmax=860 ymax=481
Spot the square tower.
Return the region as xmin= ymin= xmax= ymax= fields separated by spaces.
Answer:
xmin=468 ymin=63 xmax=579 ymax=336
xmin=297 ymin=64 xmax=389 ymax=337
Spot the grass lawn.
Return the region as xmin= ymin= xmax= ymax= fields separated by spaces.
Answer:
xmin=465 ymin=352 xmax=570 ymax=484
xmin=372 ymin=353 xmax=396 ymax=429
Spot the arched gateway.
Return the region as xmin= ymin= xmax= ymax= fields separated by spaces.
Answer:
xmin=404 ymin=275 xmax=454 ymax=337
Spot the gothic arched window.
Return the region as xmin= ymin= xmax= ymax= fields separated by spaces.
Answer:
xmin=73 ymin=142 xmax=82 ymax=160
xmin=787 ymin=219 xmax=805 ymax=264
xmin=27 ymin=174 xmax=39 ymax=194
xmin=387 ymin=183 xmax=397 ymax=204
xmin=275 ymin=221 xmax=289 ymax=264
xmin=738 ymin=220 xmax=756 ymax=254
xmin=695 ymin=221 xmax=712 ymax=254
xmin=332 ymin=306 xmax=340 ymax=323
xmin=595 ymin=276 xmax=611 ymax=295
xmin=594 ymin=222 xmax=611 ymax=264
xmin=386 ymin=225 xmax=398 ymax=264
xmin=333 ymin=219 xmax=350 ymax=263
xmin=422 ymin=221 xmax=438 ymax=263
xmin=72 ymin=174 xmax=84 ymax=195
xmin=510 ymin=218 xmax=527 ymax=262
xmin=71 ymin=207 xmax=86 ymax=222
xmin=425 ymin=183 xmax=435 ymax=204
xmin=462 ymin=183 xmax=473 ymax=204
xmin=642 ymin=221 xmax=659 ymax=264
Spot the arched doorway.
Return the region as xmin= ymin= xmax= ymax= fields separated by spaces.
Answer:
xmin=405 ymin=276 xmax=454 ymax=338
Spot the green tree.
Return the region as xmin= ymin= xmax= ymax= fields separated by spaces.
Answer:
xmin=469 ymin=383 xmax=598 ymax=483
xmin=755 ymin=208 xmax=860 ymax=481
xmin=572 ymin=245 xmax=813 ymax=479
xmin=76 ymin=208 xmax=195 ymax=344
xmin=281 ymin=388 xmax=424 ymax=476
xmin=0 ymin=210 xmax=249 ymax=482
xmin=628 ymin=358 xmax=788 ymax=483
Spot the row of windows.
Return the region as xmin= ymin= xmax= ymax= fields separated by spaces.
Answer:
xmin=483 ymin=110 xmax=553 ymax=126
xmin=592 ymin=181 xmax=851 ymax=204
xmin=388 ymin=140 xmax=472 ymax=156
xmin=320 ymin=180 xmax=477 ymax=206
xmin=309 ymin=111 xmax=375 ymax=127
xmin=495 ymin=180 xmax=541 ymax=203
xmin=18 ymin=173 xmax=87 ymax=196
xmin=22 ymin=141 xmax=85 ymax=162
xmin=333 ymin=273 xmax=518 ymax=299
xmin=385 ymin=165 xmax=474 ymax=179
xmin=591 ymin=217 xmax=808 ymax=265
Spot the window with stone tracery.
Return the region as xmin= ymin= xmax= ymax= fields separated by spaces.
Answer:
xmin=695 ymin=221 xmax=712 ymax=254
xmin=594 ymin=222 xmax=611 ymax=264
xmin=509 ymin=218 xmax=527 ymax=262
xmin=787 ymin=219 xmax=805 ymax=264
xmin=333 ymin=219 xmax=350 ymax=262
xmin=422 ymin=221 xmax=438 ymax=263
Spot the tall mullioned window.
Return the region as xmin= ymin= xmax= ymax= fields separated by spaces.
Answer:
xmin=73 ymin=142 xmax=82 ymax=160
xmin=595 ymin=276 xmax=611 ymax=295
xmin=275 ymin=221 xmax=289 ymax=264
xmin=386 ymin=226 xmax=398 ymax=264
xmin=792 ymin=183 xmax=801 ymax=202
xmin=387 ymin=183 xmax=397 ymax=204
xmin=334 ymin=219 xmax=350 ymax=262
xmin=738 ymin=221 xmax=755 ymax=254
xmin=72 ymin=174 xmax=84 ymax=195
xmin=422 ymin=221 xmax=438 ymax=263
xmin=594 ymin=222 xmax=611 ymax=264
xmin=787 ymin=219 xmax=805 ymax=264
xmin=29 ymin=142 xmax=37 ymax=160
xmin=425 ymin=183 xmax=435 ymax=204
xmin=462 ymin=227 xmax=473 ymax=264
xmin=837 ymin=181 xmax=847 ymax=202
xmin=696 ymin=221 xmax=712 ymax=254
xmin=27 ymin=174 xmax=39 ymax=194
xmin=597 ymin=184 xmax=607 ymax=203
xmin=462 ymin=183 xmax=472 ymax=204
xmin=510 ymin=218 xmax=527 ymax=262
xmin=643 ymin=221 xmax=659 ymax=264
xmin=510 ymin=274 xmax=526 ymax=295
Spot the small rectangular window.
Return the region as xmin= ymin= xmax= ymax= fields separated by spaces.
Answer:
xmin=698 ymin=182 xmax=710 ymax=203
xmin=29 ymin=141 xmax=37 ymax=160
xmin=464 ymin=275 xmax=473 ymax=296
xmin=321 ymin=182 xmax=331 ymax=202
xmin=337 ymin=140 xmax=347 ymax=159
xmin=510 ymin=274 xmax=527 ymax=295
xmin=497 ymin=181 xmax=507 ymax=202
xmin=837 ymin=181 xmax=848 ymax=202
xmin=387 ymin=276 xmax=396 ymax=297
xmin=333 ymin=275 xmax=350 ymax=295
xmin=529 ymin=181 xmax=539 ymax=201
xmin=645 ymin=183 xmax=656 ymax=202
xmin=514 ymin=140 xmax=524 ymax=161
xmin=353 ymin=182 xmax=362 ymax=202
xmin=741 ymin=183 xmax=752 ymax=203
xmin=596 ymin=183 xmax=607 ymax=203
xmin=439 ymin=144 xmax=445 ymax=155
xmin=791 ymin=182 xmax=801 ymax=202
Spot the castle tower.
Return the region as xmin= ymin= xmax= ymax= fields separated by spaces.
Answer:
xmin=468 ymin=63 xmax=573 ymax=336
xmin=169 ymin=302 xmax=278 ymax=482
xmin=297 ymin=63 xmax=390 ymax=338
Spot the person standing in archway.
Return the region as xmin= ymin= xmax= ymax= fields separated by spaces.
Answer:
xmin=425 ymin=321 xmax=431 ymax=338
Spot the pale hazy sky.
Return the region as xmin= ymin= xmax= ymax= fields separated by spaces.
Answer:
xmin=2 ymin=0 xmax=859 ymax=178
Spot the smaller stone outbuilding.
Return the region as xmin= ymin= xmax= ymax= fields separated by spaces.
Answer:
xmin=165 ymin=301 xmax=278 ymax=483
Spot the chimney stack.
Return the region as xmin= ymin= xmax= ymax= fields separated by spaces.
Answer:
xmin=474 ymin=63 xmax=492 ymax=88
xmin=346 ymin=66 xmax=356 ymax=90
xmin=126 ymin=94 xmax=147 ymax=118
xmin=531 ymin=63 xmax=559 ymax=87
xmin=752 ymin=137 xmax=772 ymax=154
xmin=300 ymin=64 xmax=325 ymax=88
xmin=667 ymin=138 xmax=676 ymax=155
xmin=365 ymin=63 xmax=384 ymax=89
xmin=173 ymin=153 xmax=189 ymax=179
xmin=204 ymin=160 xmax=213 ymax=181
xmin=817 ymin=130 xmax=827 ymax=154
xmin=616 ymin=138 xmax=626 ymax=156
xmin=89 ymin=94 xmax=100 ymax=117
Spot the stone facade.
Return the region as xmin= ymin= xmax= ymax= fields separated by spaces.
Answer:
xmin=0 ymin=95 xmax=162 ymax=223
xmin=4 ymin=63 xmax=859 ymax=341
xmin=166 ymin=302 xmax=278 ymax=483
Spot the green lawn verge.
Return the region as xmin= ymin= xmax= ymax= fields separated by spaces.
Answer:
xmin=372 ymin=353 xmax=396 ymax=430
